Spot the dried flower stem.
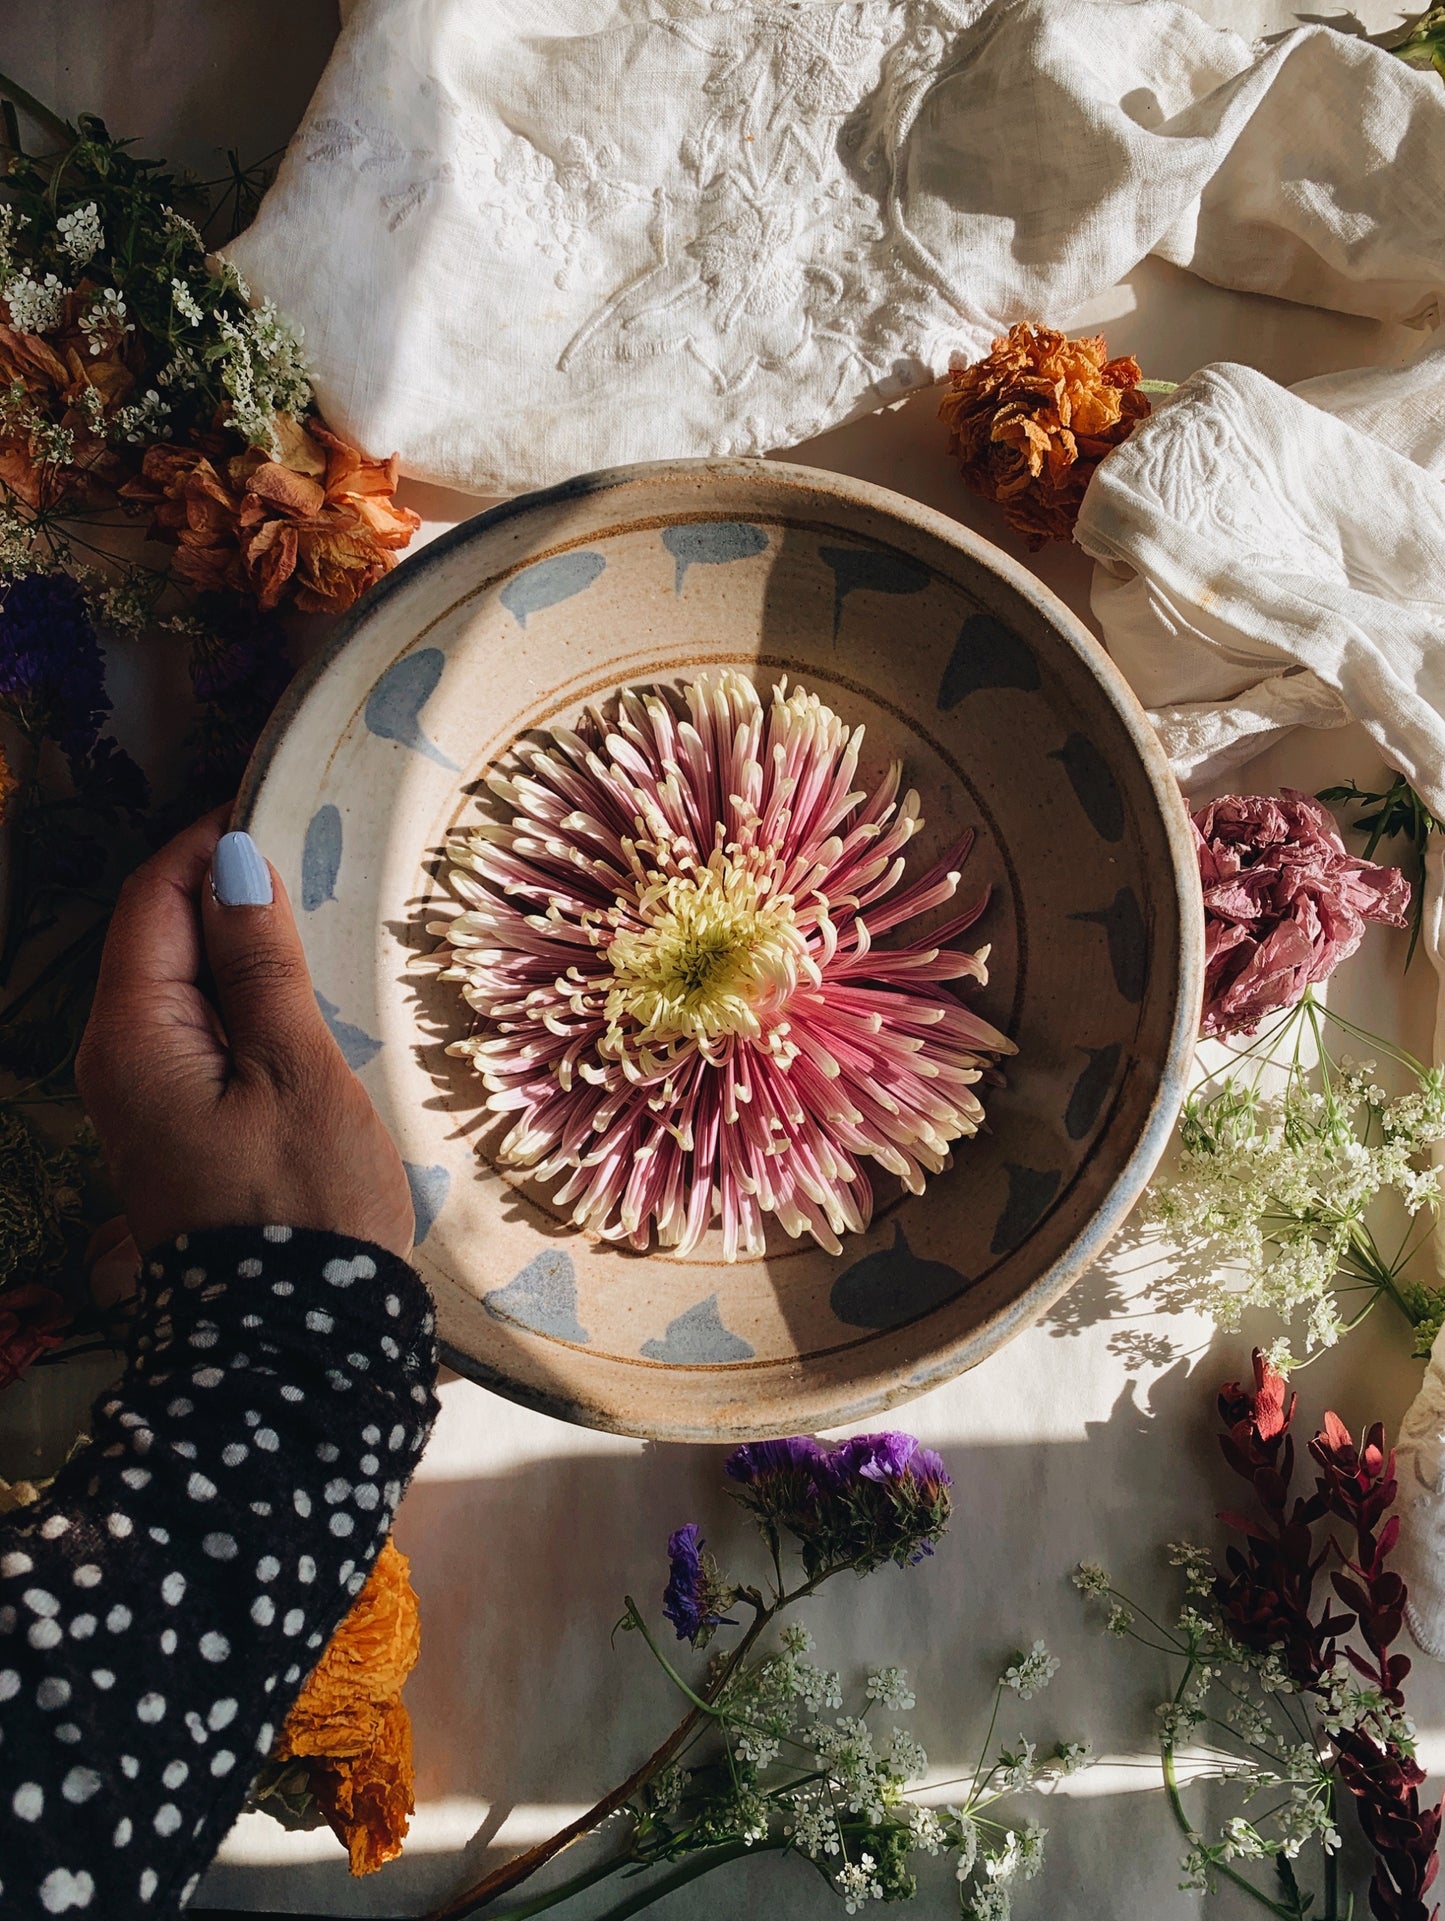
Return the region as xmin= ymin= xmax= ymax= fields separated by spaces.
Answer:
xmin=427 ymin=1601 xmax=775 ymax=1920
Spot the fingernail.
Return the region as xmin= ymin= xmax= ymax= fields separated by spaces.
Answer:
xmin=211 ymin=831 xmax=274 ymax=907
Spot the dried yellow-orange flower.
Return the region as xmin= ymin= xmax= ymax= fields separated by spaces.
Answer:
xmin=274 ymin=1537 xmax=421 ymax=1874
xmin=121 ymin=413 xmax=421 ymax=615
xmin=939 ymin=322 xmax=1150 ymax=549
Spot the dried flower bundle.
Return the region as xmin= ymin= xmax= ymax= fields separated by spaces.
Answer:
xmin=0 ymin=91 xmax=418 ymax=1316
xmin=426 ymin=1431 xmax=1087 ymax=1921
xmin=939 ymin=322 xmax=1150 ymax=548
xmin=1081 ymin=1353 xmax=1441 ymax=1921
xmin=435 ymin=670 xmax=1014 ymax=1260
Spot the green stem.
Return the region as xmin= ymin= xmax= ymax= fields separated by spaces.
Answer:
xmin=478 ymin=1853 xmax=632 ymax=1921
xmin=623 ymin=1599 xmax=726 ymax=1716
xmin=584 ymin=1838 xmax=787 ymax=1921
xmin=0 ymin=69 xmax=73 ymax=151
xmin=1162 ymin=1740 xmax=1298 ymax=1919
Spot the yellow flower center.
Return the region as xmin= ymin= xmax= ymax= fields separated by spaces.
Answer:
xmin=604 ymin=854 xmax=816 ymax=1050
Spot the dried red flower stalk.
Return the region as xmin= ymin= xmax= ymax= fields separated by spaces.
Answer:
xmin=1213 ymin=1351 xmax=1340 ymax=1689
xmin=1213 ymin=1351 xmax=1442 ymax=1921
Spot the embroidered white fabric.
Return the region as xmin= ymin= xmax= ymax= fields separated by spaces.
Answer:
xmin=1073 ymin=347 xmax=1445 ymax=1651
xmin=226 ymin=0 xmax=1445 ymax=494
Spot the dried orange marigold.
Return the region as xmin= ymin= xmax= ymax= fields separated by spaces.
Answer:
xmin=939 ymin=322 xmax=1149 ymax=549
xmin=275 ymin=1537 xmax=421 ymax=1874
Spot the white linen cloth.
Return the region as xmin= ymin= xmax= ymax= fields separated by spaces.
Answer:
xmin=1073 ymin=345 xmax=1445 ymax=1652
xmin=225 ymin=0 xmax=1445 ymax=494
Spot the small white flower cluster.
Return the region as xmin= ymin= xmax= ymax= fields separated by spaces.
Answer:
xmin=1315 ymin=1658 xmax=1417 ymax=1753
xmin=110 ymin=387 xmax=172 ymax=445
xmin=161 ymin=204 xmax=205 ymax=250
xmin=155 ymin=345 xmax=203 ymax=393
xmin=56 ymin=201 xmax=103 ymax=267
xmin=1002 ymin=1640 xmax=1059 ymax=1701
xmin=995 ymin=1737 xmax=1036 ymax=1792
xmin=5 ymin=271 xmax=68 ymax=335
xmin=785 ymin=1799 xmax=840 ymax=1858
xmin=984 ymin=1819 xmax=1047 ymax=1885
xmin=78 ymin=285 xmax=131 ymax=356
xmin=906 ymin=1804 xmax=946 ymax=1854
xmin=1148 ymin=1056 xmax=1445 ymax=1354
xmin=836 ymin=1851 xmax=882 ymax=1913
xmin=646 ymin=1764 xmax=685 ymax=1820
xmin=1071 ymin=1562 xmax=1110 ymax=1598
xmin=170 ymin=276 xmax=204 ymax=327
xmin=1051 ymin=1739 xmax=1094 ymax=1776
xmin=211 ymin=293 xmax=311 ymax=451
xmin=90 ymin=574 xmax=159 ymax=636
xmin=958 ymin=1819 xmax=1047 ymax=1921
xmin=1273 ymin=1787 xmax=1342 ymax=1860
xmin=865 ymin=1666 xmax=916 ymax=1712
xmin=1167 ymin=1541 xmax=1215 ymax=1598
xmin=0 ymin=204 xmax=28 ymax=288
xmin=1155 ymin=1699 xmax=1205 ymax=1747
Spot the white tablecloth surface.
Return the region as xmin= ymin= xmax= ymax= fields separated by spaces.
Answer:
xmin=2 ymin=7 xmax=1443 ymax=1916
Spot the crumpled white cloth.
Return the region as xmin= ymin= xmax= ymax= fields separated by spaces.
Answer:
xmin=226 ymin=0 xmax=1445 ymax=493
xmin=1073 ymin=344 xmax=1445 ymax=1652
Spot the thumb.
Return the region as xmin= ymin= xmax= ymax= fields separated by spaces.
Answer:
xmin=201 ymin=829 xmax=333 ymax=1084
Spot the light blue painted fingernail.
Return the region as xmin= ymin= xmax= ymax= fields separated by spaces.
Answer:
xmin=212 ymin=831 xmax=274 ymax=907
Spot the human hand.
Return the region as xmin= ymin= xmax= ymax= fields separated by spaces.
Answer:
xmin=76 ymin=809 xmax=415 ymax=1259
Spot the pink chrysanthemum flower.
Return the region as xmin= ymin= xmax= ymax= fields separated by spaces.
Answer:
xmin=433 ymin=671 xmax=1015 ymax=1260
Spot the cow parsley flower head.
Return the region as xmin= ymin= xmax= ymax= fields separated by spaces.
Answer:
xmin=908 ymin=1805 xmax=946 ymax=1854
xmin=836 ymin=1852 xmax=883 ymax=1913
xmin=1051 ymin=1739 xmax=1094 ymax=1776
xmin=171 ymin=277 xmax=204 ymax=327
xmin=55 ymin=201 xmax=103 ymax=266
xmin=952 ymin=1810 xmax=979 ymax=1880
xmin=866 ymin=1666 xmax=915 ymax=1712
xmin=1072 ymin=1562 xmax=1110 ymax=1597
xmin=1003 ymin=1640 xmax=1059 ymax=1700
xmin=884 ymin=1728 xmax=927 ymax=1782
xmin=786 ymin=1797 xmax=839 ymax=1858
xmin=78 ymin=285 xmax=130 ymax=355
xmin=965 ymin=1884 xmax=1011 ymax=1921
xmin=5 ymin=272 xmax=67 ymax=334
xmin=996 ymin=1738 xmax=1036 ymax=1791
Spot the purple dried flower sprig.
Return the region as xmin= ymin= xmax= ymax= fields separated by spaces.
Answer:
xmin=660 ymin=1524 xmax=737 ymax=1648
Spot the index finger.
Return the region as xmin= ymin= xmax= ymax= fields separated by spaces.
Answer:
xmin=90 ymin=805 xmax=233 ymax=1015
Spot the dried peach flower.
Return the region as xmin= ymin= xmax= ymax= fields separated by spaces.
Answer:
xmin=274 ymin=1537 xmax=421 ymax=1874
xmin=939 ymin=322 xmax=1150 ymax=549
xmin=121 ymin=413 xmax=420 ymax=615
xmin=0 ymin=298 xmax=134 ymax=510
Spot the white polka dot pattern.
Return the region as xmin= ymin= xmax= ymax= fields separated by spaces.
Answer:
xmin=0 ymin=1226 xmax=437 ymax=1919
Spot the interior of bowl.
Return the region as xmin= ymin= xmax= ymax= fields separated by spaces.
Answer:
xmin=238 ymin=459 xmax=1201 ymax=1441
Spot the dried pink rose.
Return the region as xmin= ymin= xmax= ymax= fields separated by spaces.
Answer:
xmin=1193 ymin=789 xmax=1410 ymax=1038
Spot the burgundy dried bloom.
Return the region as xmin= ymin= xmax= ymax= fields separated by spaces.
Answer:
xmin=0 ymin=1284 xmax=71 ymax=1391
xmin=1193 ymin=790 xmax=1409 ymax=1038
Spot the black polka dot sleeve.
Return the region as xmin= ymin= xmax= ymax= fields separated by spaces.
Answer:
xmin=0 ymin=1224 xmax=439 ymax=1919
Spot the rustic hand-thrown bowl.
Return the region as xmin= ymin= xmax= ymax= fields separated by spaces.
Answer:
xmin=237 ymin=459 xmax=1201 ymax=1442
